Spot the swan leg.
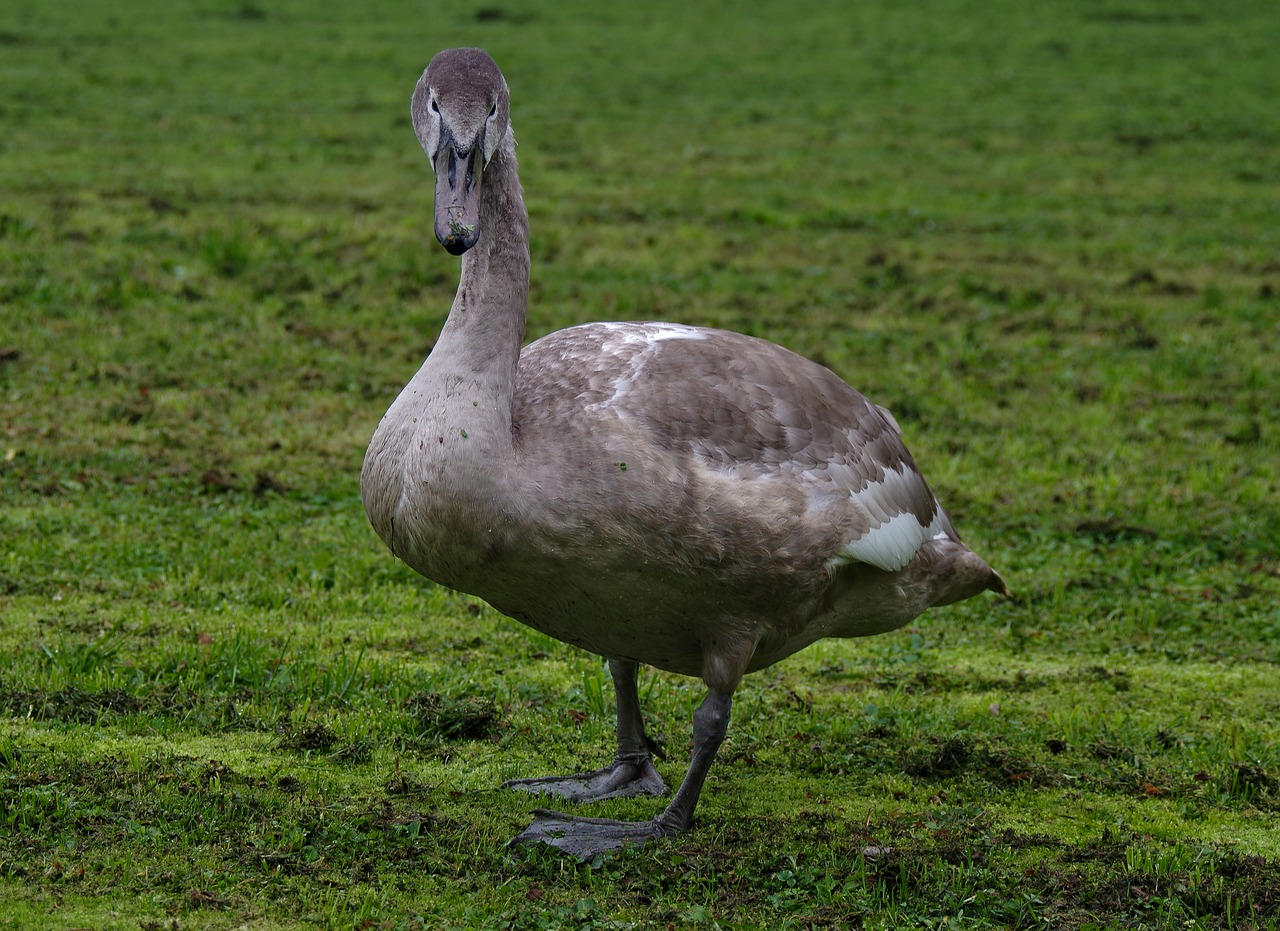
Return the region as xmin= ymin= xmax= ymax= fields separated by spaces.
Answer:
xmin=504 ymin=659 xmax=668 ymax=802
xmin=512 ymin=687 xmax=734 ymax=859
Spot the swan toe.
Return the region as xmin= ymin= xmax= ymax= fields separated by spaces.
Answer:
xmin=503 ymin=756 xmax=668 ymax=802
xmin=510 ymin=809 xmax=671 ymax=859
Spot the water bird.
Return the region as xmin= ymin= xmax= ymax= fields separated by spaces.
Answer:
xmin=361 ymin=47 xmax=1009 ymax=858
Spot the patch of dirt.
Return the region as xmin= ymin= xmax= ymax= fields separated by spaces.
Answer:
xmin=276 ymin=722 xmax=337 ymax=752
xmin=1074 ymin=517 xmax=1158 ymax=541
xmin=903 ymin=735 xmax=974 ymax=778
xmin=899 ymin=735 xmax=1062 ymax=788
xmin=0 ymin=683 xmax=242 ymax=728
xmin=404 ymin=691 xmax=500 ymax=741
xmin=0 ymin=685 xmax=143 ymax=722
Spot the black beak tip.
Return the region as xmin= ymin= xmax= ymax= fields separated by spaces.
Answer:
xmin=437 ymin=226 xmax=480 ymax=255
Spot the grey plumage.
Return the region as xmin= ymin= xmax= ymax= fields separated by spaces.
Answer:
xmin=361 ymin=48 xmax=1008 ymax=858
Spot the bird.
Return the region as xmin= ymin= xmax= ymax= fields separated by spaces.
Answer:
xmin=360 ymin=47 xmax=1009 ymax=859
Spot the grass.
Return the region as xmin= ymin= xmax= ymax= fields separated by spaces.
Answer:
xmin=2 ymin=0 xmax=1279 ymax=927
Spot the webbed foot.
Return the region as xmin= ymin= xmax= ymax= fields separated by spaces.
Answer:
xmin=503 ymin=755 xmax=667 ymax=803
xmin=511 ymin=808 xmax=671 ymax=858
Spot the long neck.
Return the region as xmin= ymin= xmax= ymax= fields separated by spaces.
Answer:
xmin=434 ymin=139 xmax=529 ymax=397
xmin=423 ymin=138 xmax=529 ymax=435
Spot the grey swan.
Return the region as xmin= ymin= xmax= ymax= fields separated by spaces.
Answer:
xmin=361 ymin=47 xmax=1009 ymax=859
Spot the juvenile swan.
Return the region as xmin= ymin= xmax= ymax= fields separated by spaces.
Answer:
xmin=361 ymin=48 xmax=1009 ymax=858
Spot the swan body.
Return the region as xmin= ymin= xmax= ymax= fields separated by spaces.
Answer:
xmin=361 ymin=48 xmax=1008 ymax=857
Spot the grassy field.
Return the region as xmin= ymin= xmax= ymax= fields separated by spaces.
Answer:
xmin=2 ymin=0 xmax=1279 ymax=927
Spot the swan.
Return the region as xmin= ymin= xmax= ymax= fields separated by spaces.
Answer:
xmin=361 ymin=47 xmax=1009 ymax=858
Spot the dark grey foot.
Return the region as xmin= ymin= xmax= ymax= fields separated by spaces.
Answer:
xmin=511 ymin=808 xmax=672 ymax=858
xmin=503 ymin=756 xmax=667 ymax=803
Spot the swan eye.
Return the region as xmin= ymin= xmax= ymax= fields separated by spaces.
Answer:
xmin=430 ymin=98 xmax=440 ymax=115
xmin=488 ymin=103 xmax=498 ymax=118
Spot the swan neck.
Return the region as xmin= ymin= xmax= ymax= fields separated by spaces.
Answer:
xmin=434 ymin=141 xmax=528 ymax=397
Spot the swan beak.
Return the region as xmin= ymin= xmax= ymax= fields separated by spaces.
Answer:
xmin=433 ymin=138 xmax=484 ymax=255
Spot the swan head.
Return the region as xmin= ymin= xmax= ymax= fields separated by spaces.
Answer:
xmin=411 ymin=48 xmax=511 ymax=255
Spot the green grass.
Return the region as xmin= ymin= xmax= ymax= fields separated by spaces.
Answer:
xmin=2 ymin=0 xmax=1280 ymax=927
